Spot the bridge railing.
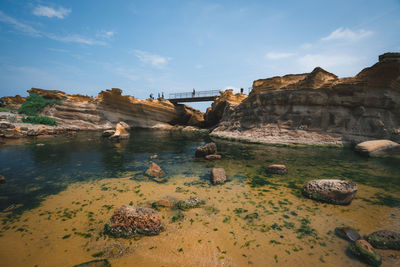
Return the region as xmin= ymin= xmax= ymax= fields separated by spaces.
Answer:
xmin=168 ymin=90 xmax=220 ymax=99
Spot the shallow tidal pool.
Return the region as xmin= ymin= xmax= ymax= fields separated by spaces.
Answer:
xmin=0 ymin=130 xmax=399 ymax=266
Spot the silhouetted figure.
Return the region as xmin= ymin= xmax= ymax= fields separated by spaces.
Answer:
xmin=150 ymin=93 xmax=154 ymax=99
xmin=192 ymin=88 xmax=195 ymax=97
xmin=240 ymin=88 xmax=244 ymax=94
xmin=162 ymin=92 xmax=164 ymax=99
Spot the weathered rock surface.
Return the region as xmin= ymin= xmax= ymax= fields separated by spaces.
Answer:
xmin=74 ymin=259 xmax=111 ymax=267
xmin=266 ymin=164 xmax=287 ymax=175
xmin=302 ymin=179 xmax=357 ymax=205
xmin=104 ymin=205 xmax=162 ymax=238
xmin=110 ymin=122 xmax=130 ymax=140
xmin=355 ymin=139 xmax=400 ymax=157
xmin=349 ymin=239 xmax=382 ymax=267
xmin=211 ymin=53 xmax=400 ymax=145
xmin=205 ymin=154 xmax=222 ymax=160
xmin=367 ymin=230 xmax=400 ymax=250
xmin=102 ymin=129 xmax=115 ymax=137
xmin=195 ymin=142 xmax=217 ymax=157
xmin=204 ymin=89 xmax=247 ymax=127
xmin=145 ymin=162 xmax=166 ymax=183
xmin=335 ymin=227 xmax=361 ymax=242
xmin=152 ymin=199 xmax=174 ymax=209
xmin=175 ymin=197 xmax=205 ymax=210
xmin=211 ymin=168 xmax=226 ymax=185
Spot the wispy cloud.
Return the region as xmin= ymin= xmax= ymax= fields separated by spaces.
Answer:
xmin=33 ymin=5 xmax=71 ymax=19
xmin=0 ymin=10 xmax=106 ymax=45
xmin=265 ymin=52 xmax=295 ymax=60
xmin=132 ymin=50 xmax=171 ymax=68
xmin=47 ymin=48 xmax=70 ymax=53
xmin=321 ymin=27 xmax=373 ymax=42
xmin=0 ymin=10 xmax=41 ymax=36
xmin=96 ymin=30 xmax=115 ymax=40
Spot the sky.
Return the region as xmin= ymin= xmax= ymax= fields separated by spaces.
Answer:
xmin=0 ymin=0 xmax=399 ymax=111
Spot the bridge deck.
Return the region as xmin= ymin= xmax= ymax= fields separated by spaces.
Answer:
xmin=168 ymin=90 xmax=220 ymax=103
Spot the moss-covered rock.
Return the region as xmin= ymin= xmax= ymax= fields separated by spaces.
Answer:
xmin=74 ymin=259 xmax=111 ymax=267
xmin=175 ymin=197 xmax=205 ymax=210
xmin=367 ymin=230 xmax=400 ymax=250
xmin=335 ymin=226 xmax=361 ymax=242
xmin=302 ymin=179 xmax=357 ymax=205
xmin=349 ymin=239 xmax=382 ymax=267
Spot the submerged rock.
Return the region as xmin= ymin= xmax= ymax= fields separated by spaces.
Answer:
xmin=195 ymin=142 xmax=217 ymax=158
xmin=151 ymin=199 xmax=174 ymax=209
xmin=175 ymin=197 xmax=205 ymax=210
xmin=335 ymin=227 xmax=361 ymax=242
xmin=205 ymin=154 xmax=222 ymax=160
xmin=266 ymin=164 xmax=287 ymax=175
xmin=145 ymin=162 xmax=165 ymax=183
xmin=104 ymin=205 xmax=162 ymax=238
xmin=355 ymin=140 xmax=400 ymax=157
xmin=367 ymin=230 xmax=400 ymax=250
xmin=349 ymin=239 xmax=382 ymax=267
xmin=150 ymin=154 xmax=158 ymax=159
xmin=74 ymin=259 xmax=111 ymax=267
xmin=211 ymin=168 xmax=226 ymax=185
xmin=0 ymin=175 xmax=5 ymax=184
xmin=102 ymin=129 xmax=115 ymax=137
xmin=110 ymin=121 xmax=130 ymax=140
xmin=302 ymin=179 xmax=357 ymax=205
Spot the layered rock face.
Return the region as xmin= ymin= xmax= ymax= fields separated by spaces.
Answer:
xmin=1 ymin=88 xmax=204 ymax=132
xmin=212 ymin=53 xmax=400 ymax=145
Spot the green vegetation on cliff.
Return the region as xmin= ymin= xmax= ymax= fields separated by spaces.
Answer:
xmin=22 ymin=116 xmax=58 ymax=126
xmin=18 ymin=93 xmax=60 ymax=126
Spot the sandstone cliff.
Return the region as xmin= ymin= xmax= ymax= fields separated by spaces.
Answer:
xmin=211 ymin=53 xmax=400 ymax=145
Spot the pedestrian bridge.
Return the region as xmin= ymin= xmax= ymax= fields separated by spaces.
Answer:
xmin=168 ymin=90 xmax=220 ymax=103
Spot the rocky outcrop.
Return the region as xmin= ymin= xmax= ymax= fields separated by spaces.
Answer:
xmin=195 ymin=142 xmax=217 ymax=157
xmin=367 ymin=230 xmax=400 ymax=250
xmin=110 ymin=122 xmax=130 ymax=140
xmin=355 ymin=139 xmax=400 ymax=157
xmin=204 ymin=89 xmax=247 ymax=127
xmin=211 ymin=53 xmax=400 ymax=145
xmin=302 ymin=179 xmax=357 ymax=205
xmin=349 ymin=239 xmax=382 ymax=267
xmin=211 ymin=168 xmax=226 ymax=185
xmin=104 ymin=205 xmax=162 ymax=238
xmin=0 ymin=95 xmax=25 ymax=109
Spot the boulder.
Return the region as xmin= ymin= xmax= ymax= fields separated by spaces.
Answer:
xmin=302 ymin=179 xmax=357 ymax=205
xmin=102 ymin=129 xmax=115 ymax=137
xmin=145 ymin=162 xmax=165 ymax=178
xmin=104 ymin=205 xmax=162 ymax=238
xmin=74 ymin=259 xmax=111 ymax=267
xmin=349 ymin=239 xmax=382 ymax=267
xmin=211 ymin=168 xmax=226 ymax=185
xmin=175 ymin=197 xmax=205 ymax=210
xmin=0 ymin=121 xmax=14 ymax=129
xmin=150 ymin=154 xmax=158 ymax=159
xmin=110 ymin=122 xmax=130 ymax=140
xmin=367 ymin=230 xmax=400 ymax=250
xmin=355 ymin=140 xmax=400 ymax=157
xmin=205 ymin=154 xmax=222 ymax=160
xmin=335 ymin=227 xmax=361 ymax=242
xmin=0 ymin=175 xmax=5 ymax=184
xmin=195 ymin=142 xmax=217 ymax=157
xmin=266 ymin=164 xmax=287 ymax=175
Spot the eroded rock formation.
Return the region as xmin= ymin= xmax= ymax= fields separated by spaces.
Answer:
xmin=211 ymin=53 xmax=400 ymax=145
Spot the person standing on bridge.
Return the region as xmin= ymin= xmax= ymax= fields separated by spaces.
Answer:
xmin=162 ymin=92 xmax=164 ymax=99
xmin=192 ymin=88 xmax=195 ymax=97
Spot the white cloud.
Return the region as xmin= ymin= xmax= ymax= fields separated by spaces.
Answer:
xmin=33 ymin=5 xmax=71 ymax=19
xmin=265 ymin=52 xmax=295 ymax=60
xmin=0 ymin=11 xmax=105 ymax=45
xmin=97 ymin=30 xmax=115 ymax=40
xmin=132 ymin=50 xmax=171 ymax=68
xmin=47 ymin=48 xmax=69 ymax=53
xmin=322 ymin=27 xmax=373 ymax=42
xmin=0 ymin=10 xmax=41 ymax=36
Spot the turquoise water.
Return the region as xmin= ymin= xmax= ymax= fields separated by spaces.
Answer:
xmin=1 ymin=129 xmax=399 ymax=213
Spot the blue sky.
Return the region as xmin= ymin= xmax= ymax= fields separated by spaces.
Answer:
xmin=0 ymin=0 xmax=399 ymax=111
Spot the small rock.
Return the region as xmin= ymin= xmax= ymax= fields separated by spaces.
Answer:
xmin=68 ymin=131 xmax=77 ymax=136
xmin=0 ymin=175 xmax=5 ymax=184
xmin=349 ymin=239 xmax=382 ymax=267
xmin=266 ymin=164 xmax=287 ymax=175
xmin=36 ymin=143 xmax=45 ymax=147
xmin=74 ymin=259 xmax=111 ymax=267
xmin=175 ymin=197 xmax=205 ymax=210
xmin=195 ymin=142 xmax=217 ymax=157
xmin=104 ymin=205 xmax=162 ymax=238
xmin=110 ymin=122 xmax=130 ymax=140
xmin=211 ymin=168 xmax=226 ymax=185
xmin=36 ymin=135 xmax=55 ymax=139
xmin=367 ymin=230 xmax=400 ymax=250
xmin=302 ymin=179 xmax=357 ymax=205
xmin=145 ymin=162 xmax=165 ymax=181
xmin=152 ymin=199 xmax=174 ymax=209
xmin=102 ymin=130 xmax=115 ymax=137
xmin=205 ymin=154 xmax=222 ymax=160
xmin=335 ymin=227 xmax=361 ymax=242
xmin=355 ymin=139 xmax=400 ymax=157
xmin=150 ymin=154 xmax=158 ymax=159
